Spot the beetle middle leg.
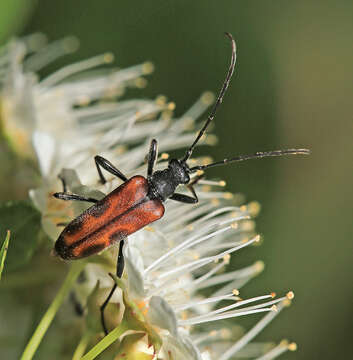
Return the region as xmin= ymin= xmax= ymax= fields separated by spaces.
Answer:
xmin=100 ymin=239 xmax=125 ymax=335
xmin=53 ymin=192 xmax=99 ymax=203
xmin=56 ymin=175 xmax=99 ymax=203
xmin=95 ymin=155 xmax=128 ymax=184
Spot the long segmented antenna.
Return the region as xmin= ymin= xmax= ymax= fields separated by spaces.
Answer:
xmin=189 ymin=149 xmax=311 ymax=172
xmin=181 ymin=32 xmax=236 ymax=163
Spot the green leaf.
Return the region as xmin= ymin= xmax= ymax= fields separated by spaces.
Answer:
xmin=0 ymin=230 xmax=10 ymax=280
xmin=0 ymin=201 xmax=41 ymax=271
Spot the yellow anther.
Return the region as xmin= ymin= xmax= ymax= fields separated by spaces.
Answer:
xmin=196 ymin=170 xmax=204 ymax=177
xmin=135 ymin=77 xmax=147 ymax=88
xmin=254 ymin=235 xmax=261 ymax=243
xmin=240 ymin=205 xmax=247 ymax=212
xmin=77 ymin=95 xmax=91 ymax=106
xmin=201 ymin=91 xmax=215 ymax=105
xmin=144 ymin=226 xmax=155 ymax=232
xmin=254 ymin=260 xmax=265 ymax=272
xmin=248 ymin=201 xmax=261 ymax=216
xmin=288 ymin=342 xmax=297 ymax=351
xmin=63 ymin=36 xmax=79 ymax=52
xmin=187 ymin=224 xmax=193 ymax=231
xmin=161 ymin=153 xmax=169 ymax=160
xmin=271 ymin=292 xmax=276 ymax=298
xmin=223 ymin=192 xmax=234 ymax=200
xmin=223 ymin=254 xmax=231 ymax=264
xmin=230 ymin=223 xmax=238 ymax=229
xmin=211 ymin=198 xmax=220 ymax=206
xmin=241 ymin=221 xmax=255 ymax=231
xmin=156 ymin=95 xmax=167 ymax=105
xmin=232 ymin=289 xmax=239 ymax=296
xmin=218 ymin=180 xmax=226 ymax=187
xmin=286 ymin=291 xmax=295 ymax=300
xmin=279 ymin=339 xmax=289 ymax=347
xmin=142 ymin=61 xmax=154 ymax=74
xmin=103 ymin=52 xmax=114 ymax=63
xmin=167 ymin=102 xmax=176 ymax=110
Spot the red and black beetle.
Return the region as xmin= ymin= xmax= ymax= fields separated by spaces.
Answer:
xmin=53 ymin=33 xmax=309 ymax=333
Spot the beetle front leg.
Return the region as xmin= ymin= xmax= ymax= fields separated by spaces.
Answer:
xmin=170 ymin=174 xmax=202 ymax=204
xmin=170 ymin=186 xmax=199 ymax=204
xmin=147 ymin=139 xmax=158 ymax=179
xmin=95 ymin=155 xmax=128 ymax=184
xmin=100 ymin=240 xmax=125 ymax=335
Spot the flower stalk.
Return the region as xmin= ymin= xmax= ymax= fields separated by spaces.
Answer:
xmin=81 ymin=320 xmax=129 ymax=360
xmin=20 ymin=260 xmax=86 ymax=360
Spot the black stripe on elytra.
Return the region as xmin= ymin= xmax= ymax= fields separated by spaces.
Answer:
xmin=80 ymin=243 xmax=106 ymax=257
xmin=88 ymin=200 xmax=109 ymax=218
xmin=67 ymin=197 xmax=149 ymax=252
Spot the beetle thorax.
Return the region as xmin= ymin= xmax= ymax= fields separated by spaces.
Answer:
xmin=149 ymin=159 xmax=190 ymax=201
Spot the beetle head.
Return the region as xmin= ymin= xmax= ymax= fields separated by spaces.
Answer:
xmin=168 ymin=159 xmax=190 ymax=184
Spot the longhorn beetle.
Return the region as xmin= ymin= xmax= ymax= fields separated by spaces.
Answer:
xmin=53 ymin=33 xmax=310 ymax=334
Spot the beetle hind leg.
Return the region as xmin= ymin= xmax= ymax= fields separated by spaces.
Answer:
xmin=100 ymin=240 xmax=125 ymax=335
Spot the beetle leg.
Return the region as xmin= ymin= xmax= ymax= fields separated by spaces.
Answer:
xmin=56 ymin=222 xmax=69 ymax=227
xmin=95 ymin=155 xmax=128 ymax=184
xmin=147 ymin=139 xmax=158 ymax=179
xmin=53 ymin=192 xmax=99 ymax=203
xmin=170 ymin=190 xmax=198 ymax=204
xmin=170 ymin=173 xmax=203 ymax=204
xmin=100 ymin=240 xmax=125 ymax=335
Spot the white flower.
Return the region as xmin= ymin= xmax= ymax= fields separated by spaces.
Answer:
xmin=0 ymin=35 xmax=296 ymax=360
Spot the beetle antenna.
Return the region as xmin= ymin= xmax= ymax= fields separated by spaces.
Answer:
xmin=181 ymin=32 xmax=236 ymax=164
xmin=188 ymin=149 xmax=310 ymax=172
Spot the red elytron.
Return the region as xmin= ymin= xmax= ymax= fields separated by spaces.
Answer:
xmin=55 ymin=176 xmax=164 ymax=260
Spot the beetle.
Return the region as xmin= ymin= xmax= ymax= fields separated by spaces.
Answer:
xmin=53 ymin=33 xmax=309 ymax=334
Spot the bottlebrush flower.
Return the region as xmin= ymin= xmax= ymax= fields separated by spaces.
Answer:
xmin=0 ymin=34 xmax=296 ymax=359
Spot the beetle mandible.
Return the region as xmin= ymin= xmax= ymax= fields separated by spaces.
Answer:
xmin=53 ymin=33 xmax=309 ymax=334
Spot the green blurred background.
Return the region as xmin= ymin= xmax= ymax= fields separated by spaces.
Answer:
xmin=1 ymin=0 xmax=352 ymax=359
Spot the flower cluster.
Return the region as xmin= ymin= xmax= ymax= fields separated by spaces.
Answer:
xmin=0 ymin=34 xmax=296 ymax=359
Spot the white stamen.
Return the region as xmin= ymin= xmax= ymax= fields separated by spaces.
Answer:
xmin=175 ymin=293 xmax=236 ymax=311
xmin=154 ymin=236 xmax=259 ymax=280
xmin=255 ymin=340 xmax=295 ymax=360
xmin=40 ymin=53 xmax=114 ymax=87
xmin=180 ymin=307 xmax=274 ymax=326
xmin=218 ymin=303 xmax=285 ymax=360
